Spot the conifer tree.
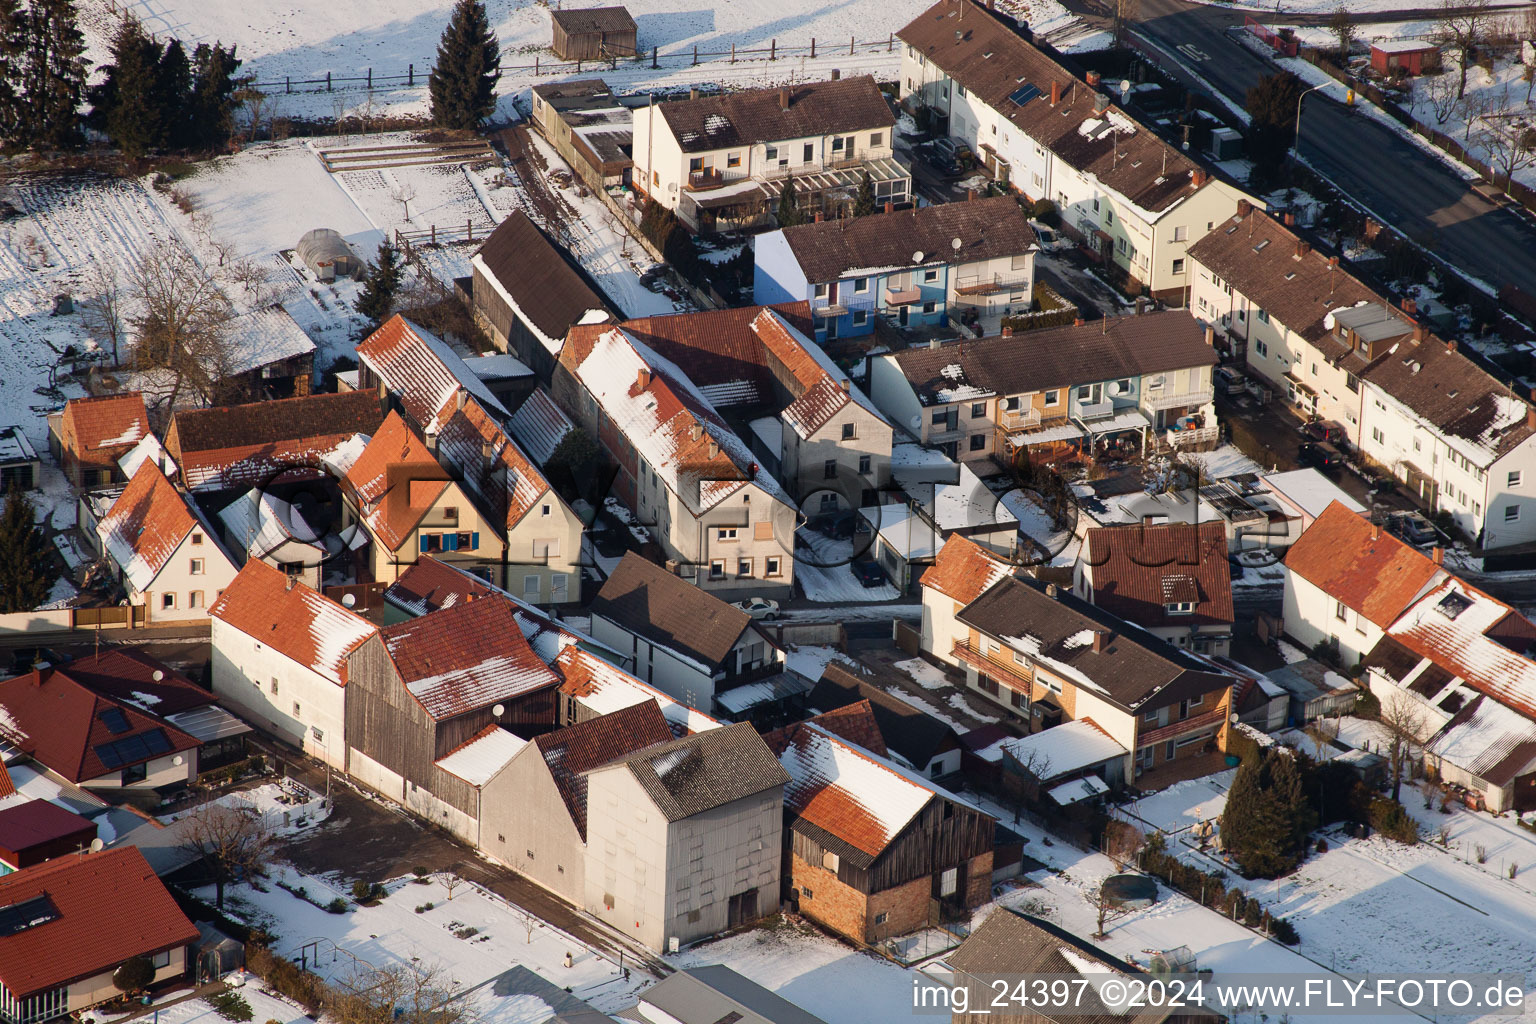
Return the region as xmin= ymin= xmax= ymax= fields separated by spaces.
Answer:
xmin=89 ymin=15 xmax=163 ymax=158
xmin=154 ymin=38 xmax=193 ymax=151
xmin=187 ymin=42 xmax=242 ymax=151
xmin=355 ymin=241 xmax=401 ymax=327
xmin=428 ymin=0 xmax=500 ymax=130
xmin=18 ymin=0 xmax=88 ymax=149
xmin=1220 ymin=748 xmax=1313 ymax=879
xmin=0 ymin=0 xmax=23 ymax=143
xmin=852 ymin=170 xmax=877 ymax=217
xmin=776 ymin=173 xmax=803 ymax=227
xmin=0 ymin=487 xmax=53 ymax=613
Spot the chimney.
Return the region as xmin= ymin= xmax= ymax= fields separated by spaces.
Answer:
xmin=1402 ymin=297 xmax=1417 ymax=315
xmin=690 ymin=422 xmax=703 ymax=440
xmin=1045 ymin=582 xmax=1059 ymax=599
xmin=1073 ymin=318 xmax=1085 ymax=327
xmin=689 ymin=87 xmax=699 ymax=101
xmin=1135 ymin=296 xmax=1147 ymax=315
xmin=1236 ymin=199 xmax=1253 ymax=217
xmin=1284 ymin=212 xmax=1295 ymax=227
xmin=778 ymin=87 xmax=790 ymax=111
xmin=456 ymin=388 xmax=468 ymax=411
xmin=928 ymin=338 xmax=941 ymax=350
xmin=481 ymin=439 xmax=495 ymax=462
xmin=966 ymin=188 xmax=976 ymax=202
xmin=1192 ymin=169 xmax=1208 ymax=188
xmin=1328 ymin=255 xmax=1340 ymax=270
xmin=1002 ymin=325 xmax=1013 ymax=337
xmin=1295 ymin=240 xmax=1311 ymax=259
xmin=1086 ymin=70 xmax=1101 ymax=88
xmin=840 ymin=378 xmax=850 ymax=393
xmin=1431 ymin=546 xmax=1445 ymax=565
xmin=1050 ymin=80 xmax=1061 ymax=106
xmin=1412 ymin=323 xmax=1425 ymax=343
xmin=1091 ymin=629 xmax=1107 ymax=652
xmin=814 ymin=210 xmax=824 ymax=223
xmin=1371 ymin=522 xmax=1380 ymax=540
xmin=1204 ymin=325 xmax=1215 ymax=347
xmin=884 ymin=200 xmax=894 ymax=214
xmin=1447 ymin=338 xmax=1457 ymax=353
xmin=1527 ymin=405 xmax=1536 ymax=431
xmin=1092 ymin=92 xmax=1109 ymax=115
xmin=707 ymin=440 xmax=719 ymax=458
xmin=636 ymin=367 xmax=651 ymax=390
xmin=424 ymin=429 xmax=438 ymax=453
xmin=831 ymin=68 xmax=840 ymax=81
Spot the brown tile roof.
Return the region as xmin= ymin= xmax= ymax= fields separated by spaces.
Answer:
xmin=617 ymin=721 xmax=789 ymax=821
xmin=808 ymin=662 xmax=960 ymax=769
xmin=802 ymin=699 xmax=888 ymax=756
xmin=209 ymin=560 xmax=377 ymax=685
xmin=0 ymin=764 xmax=12 ymax=800
xmin=0 ymin=847 xmax=200 ymax=998
xmin=166 ymin=390 xmax=385 ymax=492
xmin=891 ymin=310 xmax=1217 ymax=405
xmin=1083 ymin=521 xmax=1233 ymax=628
xmin=97 ymin=462 xmax=205 ymax=591
xmin=60 ymin=393 xmax=149 ymax=468
xmin=550 ymin=5 xmax=636 ymax=35
xmin=658 ymin=76 xmax=894 ymax=154
xmin=380 ymin=594 xmax=560 ymax=720
xmin=534 ymin=701 xmax=675 ymax=839
xmin=0 ymin=800 xmax=95 ymax=863
xmin=1283 ymin=501 xmax=1444 ymax=629
xmin=474 ymin=212 xmax=613 ymax=343
xmin=0 ymin=668 xmax=200 ymax=784
xmin=778 ymin=196 xmax=1035 ymax=284
xmin=54 ymin=649 xmax=214 ymax=716
xmin=383 ymin=554 xmax=500 ymax=615
xmin=553 ymin=646 xmax=723 ymax=736
xmin=591 ymin=552 xmax=752 ymax=668
xmin=958 ymin=575 xmax=1235 ymax=712
xmin=924 ymin=534 xmax=1014 ymax=605
xmin=433 ymin=396 xmax=554 ymax=532
xmin=341 ymin=411 xmax=452 ymax=551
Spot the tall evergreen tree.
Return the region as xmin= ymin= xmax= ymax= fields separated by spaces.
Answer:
xmin=776 ymin=173 xmax=803 ymax=227
xmin=852 ymin=170 xmax=877 ymax=217
xmin=0 ymin=487 xmax=52 ymax=613
xmin=355 ymin=241 xmax=401 ymax=327
xmin=187 ymin=42 xmax=242 ymax=151
xmin=1220 ymin=748 xmax=1313 ymax=879
xmin=0 ymin=0 xmax=23 ymax=143
xmin=18 ymin=0 xmax=88 ymax=149
xmin=427 ymin=0 xmax=500 ymax=130
xmin=88 ymin=15 xmax=162 ymax=158
xmin=154 ymin=38 xmax=193 ymax=151
xmin=1245 ymin=71 xmax=1303 ymax=178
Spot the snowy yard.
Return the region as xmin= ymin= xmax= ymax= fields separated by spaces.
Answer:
xmin=893 ymin=656 xmax=952 ymax=691
xmin=1119 ymin=770 xmax=1234 ymax=836
xmin=794 ymin=527 xmax=901 ymax=602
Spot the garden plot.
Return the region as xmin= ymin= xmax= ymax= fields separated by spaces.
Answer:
xmin=1402 ymin=54 xmax=1536 ymax=195
xmin=334 ymin=160 xmax=498 ymax=240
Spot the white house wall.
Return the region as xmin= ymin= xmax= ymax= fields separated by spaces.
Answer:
xmin=210 ymin=618 xmax=348 ymax=769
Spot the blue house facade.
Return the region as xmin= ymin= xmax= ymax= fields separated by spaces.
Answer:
xmin=754 ymin=231 xmax=950 ymax=341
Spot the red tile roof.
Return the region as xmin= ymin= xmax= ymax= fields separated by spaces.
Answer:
xmin=380 ymin=594 xmax=560 ymax=720
xmin=804 ymin=700 xmax=888 ymax=757
xmin=0 ymin=846 xmax=199 ymax=998
xmin=0 ymin=669 xmax=199 ymax=784
xmin=209 ymin=561 xmax=377 ymax=685
xmin=923 ymin=534 xmax=1014 ymax=606
xmin=342 ymin=411 xmax=452 ymax=551
xmin=0 ymin=800 xmax=96 ymax=863
xmin=355 ymin=316 xmax=511 ymax=429
xmin=0 ymin=764 xmax=13 ymax=800
xmin=1284 ymin=502 xmax=1444 ymax=628
xmin=433 ymin=396 xmax=552 ymax=532
xmin=533 ymin=701 xmax=674 ymax=839
xmin=97 ymin=462 xmax=204 ymax=592
xmin=58 ymin=650 xmax=214 ymax=716
xmin=1083 ymin=521 xmax=1234 ymax=628
xmin=383 ymin=554 xmax=500 ymax=615
xmin=614 ymin=302 xmax=814 ymax=408
xmin=60 ymin=393 xmax=149 ymax=468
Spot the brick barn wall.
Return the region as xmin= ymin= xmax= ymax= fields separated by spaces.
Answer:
xmin=964 ymin=852 xmax=993 ymax=907
xmin=790 ymin=853 xmax=869 ymax=942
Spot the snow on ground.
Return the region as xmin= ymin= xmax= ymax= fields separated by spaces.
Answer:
xmin=794 ymin=527 xmax=901 ymax=602
xmin=1400 ymin=54 xmax=1536 ymax=195
xmin=1000 ymin=487 xmax=1079 ymax=566
xmin=1119 ymin=770 xmax=1234 ymax=836
xmin=785 ymin=644 xmax=855 ymax=681
xmin=85 ymin=986 xmax=312 ymax=1024
xmin=893 ymin=656 xmax=952 ymax=691
xmin=1402 ymin=799 xmax=1536 ymax=900
xmin=1198 ymin=442 xmax=1263 ymax=481
xmin=160 ymin=781 xmax=332 ymax=836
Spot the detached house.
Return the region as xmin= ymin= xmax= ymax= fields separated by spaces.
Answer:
xmin=558 ymin=323 xmax=799 ymax=596
xmin=210 ymin=560 xmax=378 ymax=770
xmin=754 ymin=196 xmax=1037 ymax=340
xmin=869 ymin=311 xmax=1218 ymax=463
xmin=96 ymin=462 xmax=239 ymax=622
xmin=807 ymin=663 xmax=965 ymax=778
xmin=919 ymin=534 xmax=1014 ymax=669
xmin=948 ymin=575 xmax=1238 ymax=780
xmin=0 ymin=848 xmax=198 ymax=1024
xmin=50 ymin=392 xmax=149 ymax=489
xmin=897 ymin=0 xmax=1253 ymax=300
xmin=1076 ymin=520 xmax=1234 ymax=656
xmin=632 ymin=76 xmax=909 ymax=233
xmin=1189 ymin=206 xmax=1536 ymax=550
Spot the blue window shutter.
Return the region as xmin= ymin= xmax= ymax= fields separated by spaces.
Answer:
xmin=444 ymin=533 xmax=458 ymax=552
xmin=419 ymin=535 xmax=429 ymax=553
xmin=471 ymin=532 xmax=480 ymax=550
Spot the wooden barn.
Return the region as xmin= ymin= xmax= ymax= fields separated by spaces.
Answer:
xmin=550 ymin=6 xmax=637 ymax=61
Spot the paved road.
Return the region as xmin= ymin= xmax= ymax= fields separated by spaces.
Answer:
xmin=1128 ymin=0 xmax=1536 ymax=298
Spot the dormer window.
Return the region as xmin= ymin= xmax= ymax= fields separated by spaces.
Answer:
xmin=1166 ymin=601 xmax=1194 ymax=615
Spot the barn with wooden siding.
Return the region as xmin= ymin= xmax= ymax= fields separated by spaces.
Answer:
xmin=343 ymin=592 xmax=562 ymax=843
xmin=768 ymin=712 xmax=994 ymax=946
xmin=549 ymin=6 xmax=637 ymax=61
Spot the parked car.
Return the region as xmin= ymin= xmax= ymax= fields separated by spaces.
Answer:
xmin=732 ymin=597 xmax=781 ymax=620
xmin=1302 ymin=420 xmax=1348 ymax=445
xmin=1388 ymin=510 xmax=1437 ymax=546
xmin=919 ymin=142 xmax=964 ymax=177
xmin=808 ymin=509 xmax=859 ymax=540
xmin=1028 ymin=220 xmax=1068 ymax=252
xmin=1215 ymin=365 xmax=1246 ymax=396
xmin=851 ymin=559 xmax=886 ymax=587
xmin=1297 ymin=441 xmax=1345 ymax=470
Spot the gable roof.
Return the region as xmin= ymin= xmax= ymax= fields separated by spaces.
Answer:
xmin=924 ymin=534 xmax=1014 ymax=606
xmin=209 ymin=560 xmax=377 ymax=685
xmin=435 ymin=724 xmax=529 ymax=787
xmin=890 ymin=311 xmax=1216 ymax=405
xmin=749 ymin=308 xmax=886 ymax=438
xmin=97 ymin=462 xmax=212 ymax=591
xmin=591 ymin=552 xmax=753 ymax=669
xmin=554 ymin=646 xmax=723 ymax=737
xmin=355 ymin=316 xmax=510 ymax=430
xmin=53 ymin=649 xmax=214 ymax=717
xmin=800 ymin=699 xmax=889 ymax=755
xmin=1083 ymin=520 xmax=1234 ymax=628
xmin=0 ymin=847 xmax=199 ymax=998
xmin=619 ymin=966 xmax=831 ymax=1024
xmin=473 ymin=212 xmax=612 ymax=352
xmin=432 ymin=395 xmax=555 ymax=533
xmin=534 ymin=701 xmax=675 ymax=840
xmin=808 ymin=663 xmax=959 ymax=769
xmin=0 ymin=800 xmax=95 ymax=859
xmin=506 ymin=389 xmax=574 ymax=467
xmin=778 ymin=196 xmax=1035 ymax=284
xmin=0 ymin=669 xmax=200 ymax=784
xmin=613 ymin=720 xmax=788 ymax=821
xmin=1284 ymin=501 xmax=1445 ymax=628
xmin=379 ymin=594 xmax=560 ymax=720
xmin=958 ymin=575 xmax=1236 ymax=712
xmin=61 ymin=393 xmax=149 ymax=468
xmin=550 ymin=5 xmax=636 ymax=34
xmin=166 ymin=390 xmax=385 ymax=492
xmin=657 ymin=76 xmax=893 ymax=154
xmin=340 ymin=411 xmax=452 ymax=551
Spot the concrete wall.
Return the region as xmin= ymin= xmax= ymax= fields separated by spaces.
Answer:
xmin=1281 ymin=567 xmax=1384 ymax=668
xmin=211 ymin=618 xmax=348 ymax=769
xmin=752 ymin=230 xmax=809 ymax=307
xmin=783 ymin=400 xmax=893 ymax=508
xmin=505 ymin=489 xmax=587 ymax=604
xmin=479 ymin=743 xmax=586 ymax=903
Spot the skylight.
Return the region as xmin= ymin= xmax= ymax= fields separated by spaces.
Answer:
xmin=1436 ymin=591 xmax=1471 ymax=620
xmin=1254 ymin=239 xmax=1270 ymax=252
xmin=98 ymin=708 xmax=131 ymax=735
xmin=0 ymin=896 xmax=59 ymax=937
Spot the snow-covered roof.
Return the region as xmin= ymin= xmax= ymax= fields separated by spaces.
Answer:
xmin=1428 ymin=694 xmax=1536 ymax=785
xmin=1259 ymin=468 xmax=1365 ymax=520
xmin=355 ymin=315 xmax=511 ymax=429
xmin=97 ymin=462 xmax=210 ymax=592
xmin=860 ymin=504 xmax=941 ymax=561
xmin=209 ymin=561 xmax=377 ymax=685
xmin=750 ymin=309 xmax=887 ymax=440
xmin=1388 ymin=578 xmax=1536 ymax=720
xmin=222 ymin=304 xmax=317 ymax=376
xmin=778 ymin=722 xmax=936 ymax=859
xmin=217 ymin=488 xmax=325 ymax=560
xmin=713 ymin=673 xmax=813 ymax=715
xmin=506 ymin=389 xmax=574 ymax=467
xmin=1372 ymin=38 xmax=1439 ymax=53
xmin=117 ymin=433 xmax=174 ymax=481
xmin=748 ymin=416 xmax=783 ymax=459
xmin=435 ymin=726 xmax=529 ymax=787
xmin=555 ymin=646 xmax=721 ymax=736
xmin=0 ymin=426 xmax=36 ymax=465
xmin=464 ymin=352 xmax=534 ymax=380
xmin=975 ymin=718 xmax=1127 ymax=779
xmin=1048 ymin=774 xmax=1109 ymax=805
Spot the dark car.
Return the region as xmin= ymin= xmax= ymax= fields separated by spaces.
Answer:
xmin=851 ymin=558 xmax=886 ymax=587
xmin=1389 ymin=511 xmax=1437 ymax=546
xmin=1302 ymin=420 xmax=1348 ymax=445
xmin=809 ymin=509 xmax=859 ymax=539
xmin=1297 ymin=441 xmax=1345 ymax=470
xmin=919 ymin=140 xmax=965 ymax=177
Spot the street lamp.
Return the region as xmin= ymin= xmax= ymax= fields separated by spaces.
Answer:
xmin=1293 ymin=81 xmax=1335 ymax=161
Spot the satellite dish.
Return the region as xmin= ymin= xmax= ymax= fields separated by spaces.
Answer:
xmin=89 ymin=838 xmax=104 ymax=852
xmin=341 ymin=593 xmax=357 ymax=608
xmin=173 ymin=754 xmax=184 ymax=766
xmin=1120 ymin=79 xmax=1132 ymax=95
xmin=951 ymin=237 xmax=962 ymax=251
xmin=1229 ymin=713 xmax=1240 ymax=724
xmin=152 ymin=670 xmax=164 ymax=681
xmin=492 ymin=704 xmax=506 ymax=718
xmin=912 ymin=250 xmax=925 ymax=264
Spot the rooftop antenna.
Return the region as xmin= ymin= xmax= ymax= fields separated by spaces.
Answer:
xmin=1161 ymin=148 xmax=1167 ymax=175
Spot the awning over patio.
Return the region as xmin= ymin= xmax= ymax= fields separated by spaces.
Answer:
xmin=1080 ymin=409 xmax=1150 ymax=435
xmin=1009 ymin=422 xmax=1085 ymax=446
xmin=166 ymin=706 xmax=254 ymax=742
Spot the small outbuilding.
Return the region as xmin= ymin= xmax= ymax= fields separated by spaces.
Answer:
xmin=0 ymin=426 xmax=39 ymax=491
xmin=549 ymin=6 xmax=637 ymax=61
xmin=1370 ymin=40 xmax=1439 ymax=77
xmin=296 ymin=228 xmax=362 ymax=282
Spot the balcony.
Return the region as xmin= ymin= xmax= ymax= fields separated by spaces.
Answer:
xmin=885 ymin=285 xmax=921 ymax=306
xmin=1000 ymin=408 xmax=1041 ymax=432
xmin=686 ymin=168 xmax=724 ymax=191
xmin=953 ymin=273 xmax=1032 ymax=297
xmin=1167 ymin=424 xmax=1220 ymax=448
xmin=952 ymin=637 xmax=1034 ymax=690
xmin=1137 ymin=705 xmax=1228 ymax=748
xmin=1143 ymin=385 xmax=1214 ymax=412
xmin=1076 ymin=399 xmax=1114 ymax=421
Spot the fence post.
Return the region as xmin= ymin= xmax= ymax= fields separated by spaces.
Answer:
xmin=770 ymin=38 xmax=776 ymax=60
xmin=466 ymin=218 xmax=472 ymax=242
xmin=535 ymin=55 xmax=540 ymax=76
xmin=408 ymin=63 xmax=414 ymax=86
xmin=850 ymin=35 xmax=855 ymax=55
xmin=730 ymin=42 xmax=735 ymax=63
xmin=286 ymin=76 xmax=291 ymax=94
xmin=889 ymin=32 xmax=893 ymax=52
xmin=367 ymin=67 xmax=372 ymax=91
xmin=693 ymin=44 xmax=698 ymax=65
xmin=326 ymin=71 xmax=332 ymax=92
xmin=652 ymin=46 xmax=658 ymax=69
xmin=810 ymin=38 xmax=815 ymax=58
xmin=431 ymin=224 xmax=437 ymax=245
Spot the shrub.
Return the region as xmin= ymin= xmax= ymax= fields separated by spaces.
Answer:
xmin=1510 ymin=863 xmax=1520 ymax=879
xmin=326 ymin=897 xmax=348 ymax=914
xmin=351 ymin=880 xmax=372 ymax=901
xmin=415 ymin=903 xmax=434 ymax=914
xmin=209 ymin=993 xmax=253 ymax=1023
xmin=1243 ymin=898 xmax=1262 ymax=927
xmin=1476 ymin=844 xmax=1488 ymax=863
xmin=1369 ymin=798 xmax=1419 ymax=845
xmin=454 ymin=926 xmax=479 ymax=939
xmin=1029 ymin=198 xmax=1060 ymax=227
xmin=1270 ymin=917 xmax=1300 ymax=945
xmin=1315 ymin=838 xmax=1328 ymax=854
xmin=113 ymin=957 xmax=156 ymax=995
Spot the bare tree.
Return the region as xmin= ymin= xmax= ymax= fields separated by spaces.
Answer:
xmin=1479 ymin=118 xmax=1536 ymax=185
xmin=1460 ymin=90 xmax=1492 ymax=143
xmin=130 ymin=241 xmax=236 ymax=409
xmin=1424 ymin=70 xmax=1462 ymax=124
xmin=1438 ymin=0 xmax=1491 ymax=99
xmin=178 ymin=800 xmax=280 ymax=909
xmin=1525 ymin=64 xmax=1536 ymax=104
xmin=515 ymin=907 xmax=538 ymax=944
xmin=1328 ymin=6 xmax=1356 ymax=60
xmin=390 ymin=181 xmax=419 ymax=223
xmin=439 ymin=871 xmax=465 ymax=901
xmin=78 ymin=261 xmax=127 ymax=367
xmin=1377 ymin=691 xmax=1429 ymax=803
xmin=1102 ymin=819 xmax=1145 ymax=870
xmin=1002 ymin=747 xmax=1054 ymax=822
xmin=329 ymin=962 xmax=476 ymax=1024
xmin=237 ymin=83 xmax=269 ymax=143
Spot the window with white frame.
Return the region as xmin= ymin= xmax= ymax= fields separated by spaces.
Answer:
xmin=1510 ymin=471 xmax=1523 ymax=487
xmin=1506 ymin=505 xmax=1521 ymax=522
xmin=1254 ymin=339 xmax=1268 ymax=358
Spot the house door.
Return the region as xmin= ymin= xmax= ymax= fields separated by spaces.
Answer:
xmin=727 ymin=888 xmax=759 ymax=928
xmin=898 ymin=305 xmax=909 ymax=326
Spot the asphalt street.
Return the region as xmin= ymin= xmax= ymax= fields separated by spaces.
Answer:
xmin=1128 ymin=0 xmax=1536 ymax=297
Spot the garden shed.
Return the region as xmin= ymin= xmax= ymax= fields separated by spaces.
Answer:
xmin=1370 ymin=40 xmax=1439 ymax=77
xmin=549 ymin=6 xmax=637 ymax=61
xmin=296 ymin=228 xmax=362 ymax=282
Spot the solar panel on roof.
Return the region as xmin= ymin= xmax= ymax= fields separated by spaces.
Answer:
xmin=99 ymin=707 xmax=131 ymax=734
xmin=0 ymin=895 xmax=58 ymax=937
xmin=94 ymin=728 xmax=173 ymax=769
xmin=1009 ymin=84 xmax=1042 ymax=107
